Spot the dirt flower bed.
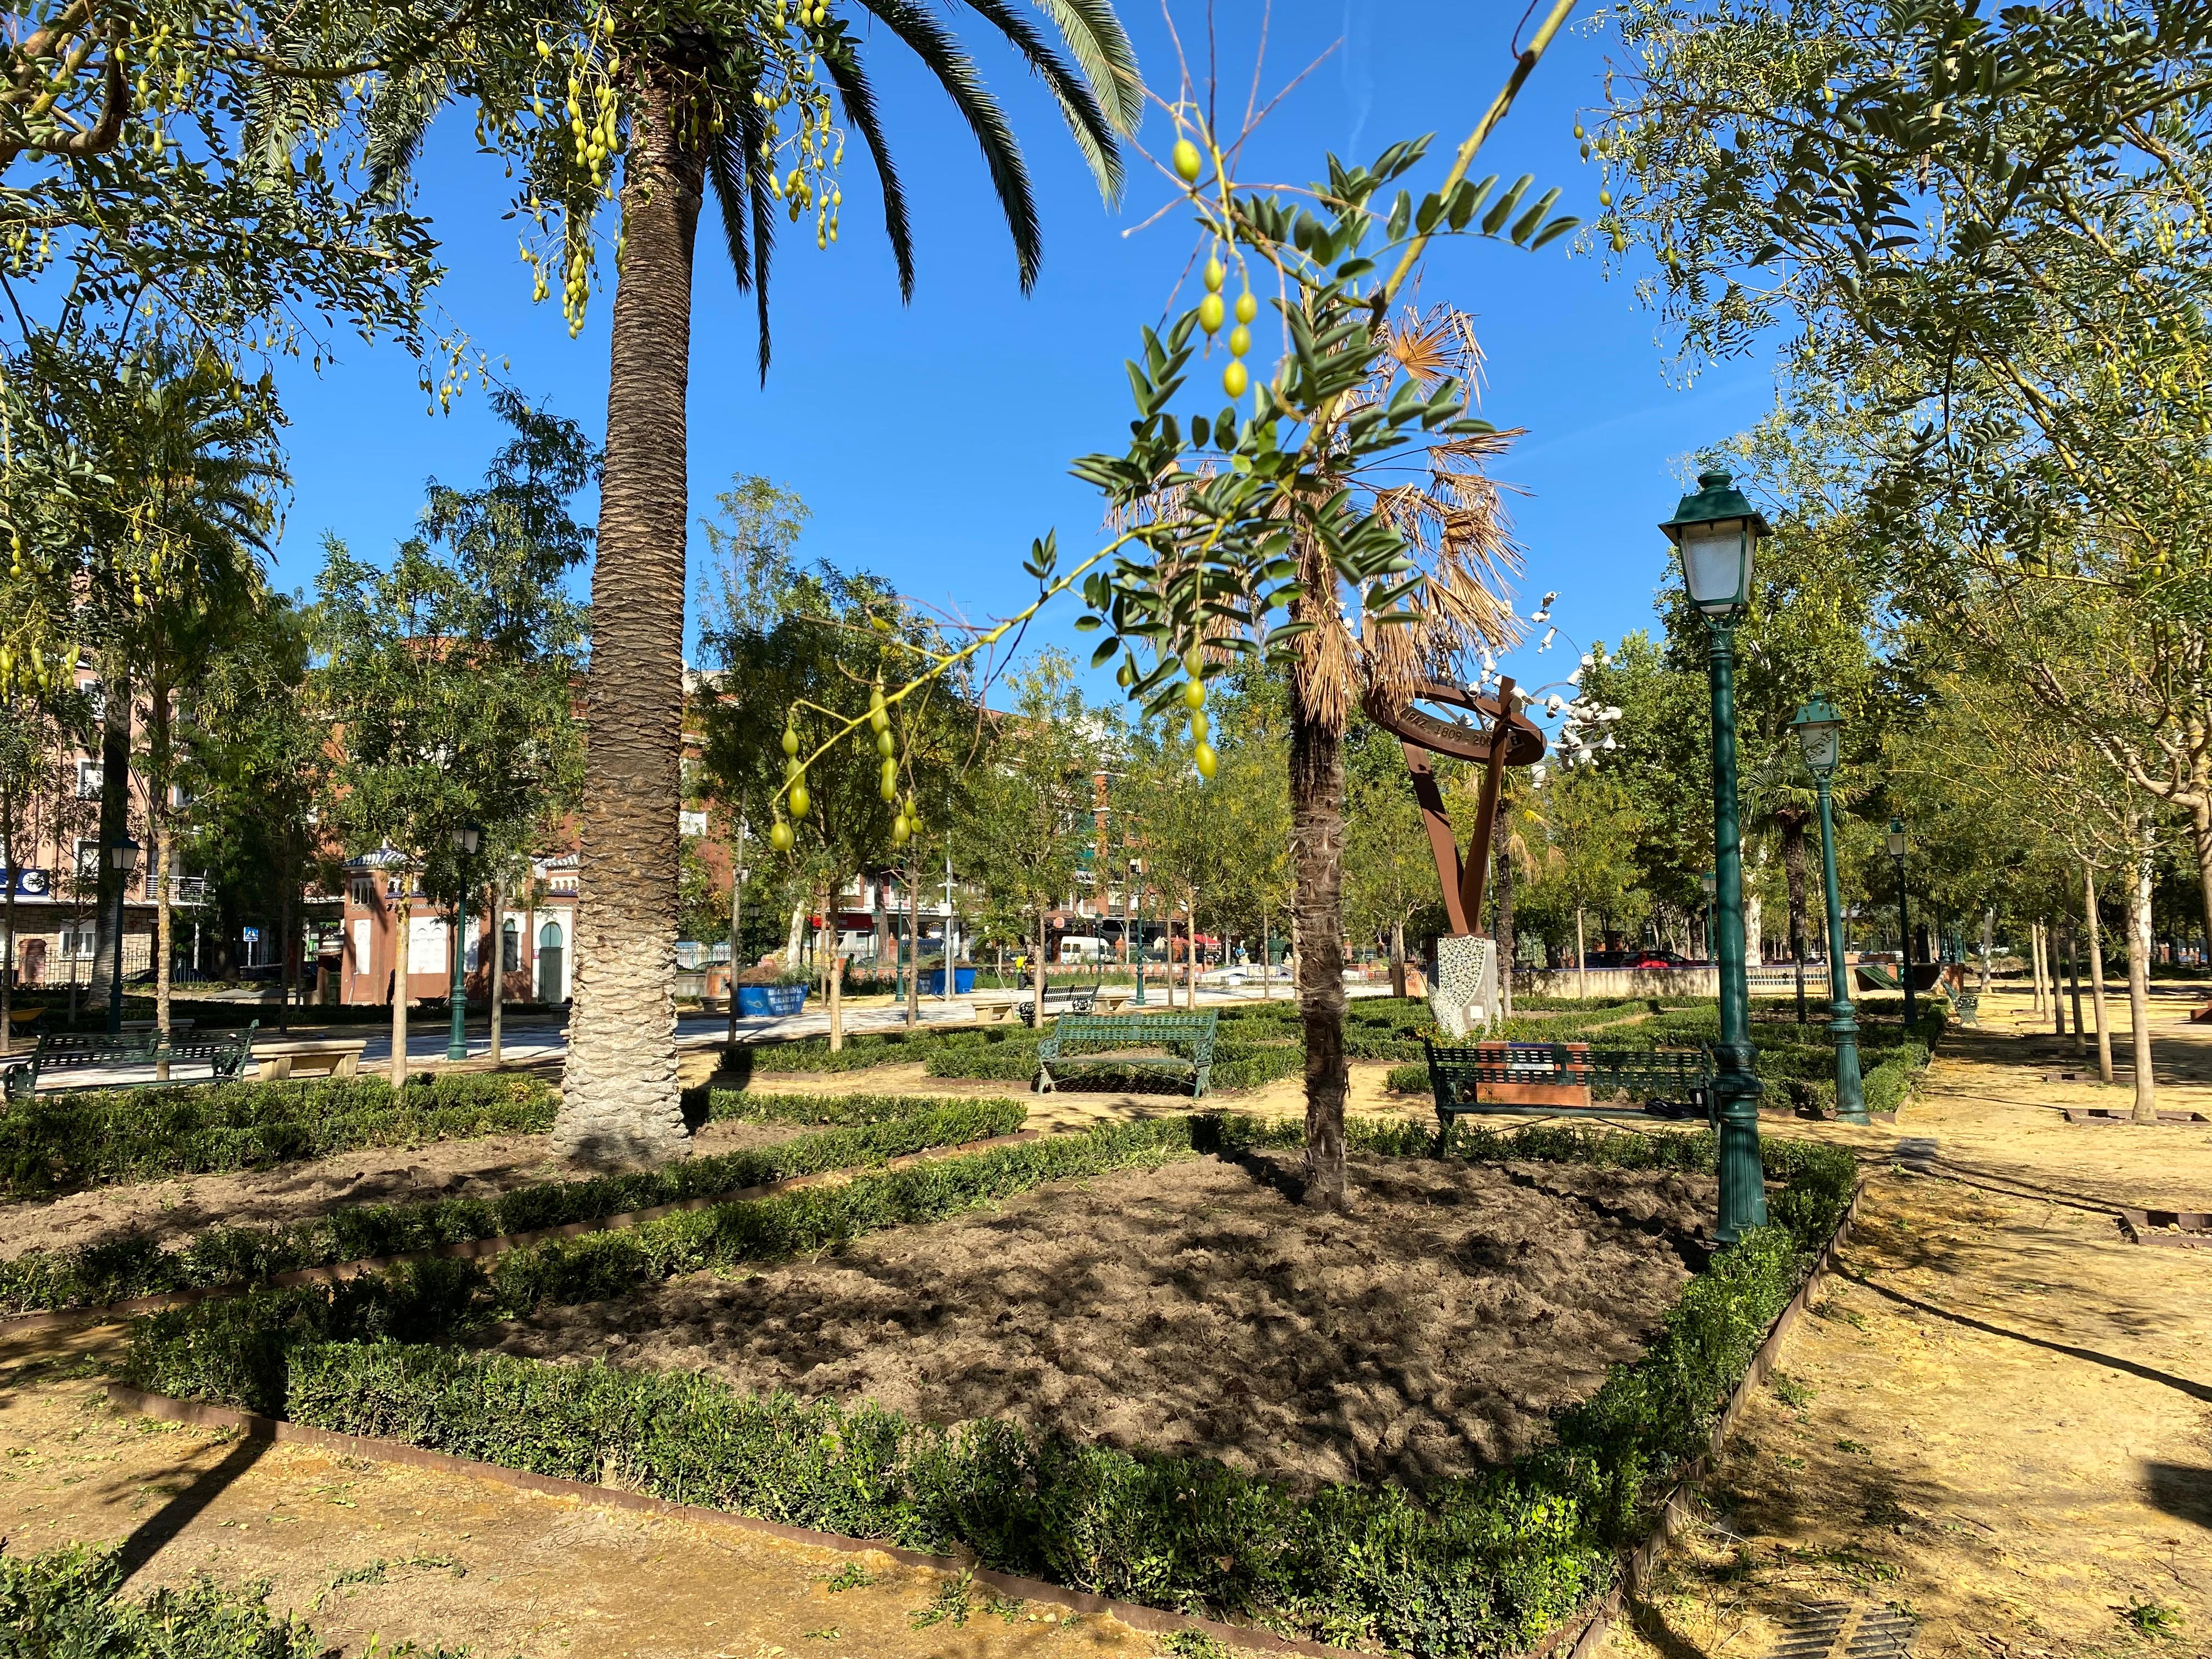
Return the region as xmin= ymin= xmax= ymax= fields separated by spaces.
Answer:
xmin=492 ymin=1147 xmax=1716 ymax=1488
xmin=0 ymin=1117 xmax=802 ymax=1261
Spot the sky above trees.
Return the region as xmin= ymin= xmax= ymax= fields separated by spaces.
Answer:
xmin=269 ymin=4 xmax=1770 ymax=691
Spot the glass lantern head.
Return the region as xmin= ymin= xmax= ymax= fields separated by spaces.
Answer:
xmin=1887 ymin=816 xmax=1908 ymax=859
xmin=109 ymin=837 xmax=140 ymax=873
xmin=1700 ymin=869 xmax=1717 ymax=898
xmin=1660 ymin=470 xmax=1768 ymax=618
xmin=1790 ymin=697 xmax=1844 ymax=779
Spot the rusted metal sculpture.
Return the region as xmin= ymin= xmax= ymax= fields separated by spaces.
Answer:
xmin=1363 ymin=675 xmax=1546 ymax=936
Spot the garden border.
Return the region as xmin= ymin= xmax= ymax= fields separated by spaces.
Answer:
xmin=101 ymin=1167 xmax=1870 ymax=1659
xmin=1 ymin=1130 xmax=1037 ymax=1334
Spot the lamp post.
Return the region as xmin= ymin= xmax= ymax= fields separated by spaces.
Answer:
xmin=1660 ymin=469 xmax=1768 ymax=1242
xmin=1131 ymin=854 xmax=1147 ymax=1006
xmin=447 ymin=825 xmax=481 ymax=1062
xmin=1700 ymin=869 xmax=1716 ymax=966
xmin=1790 ymin=699 xmax=1867 ymax=1124
xmin=1888 ymin=815 xmax=1915 ymax=1029
xmin=106 ymin=838 xmax=140 ymax=1036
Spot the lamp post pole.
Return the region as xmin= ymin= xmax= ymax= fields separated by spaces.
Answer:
xmin=1661 ymin=470 xmax=1768 ymax=1244
xmin=1131 ymin=853 xmax=1146 ymax=1006
xmin=446 ymin=826 xmax=481 ymax=1063
xmin=1791 ymin=699 xmax=1866 ymax=1123
xmin=106 ymin=838 xmax=139 ymax=1037
xmin=1888 ymin=816 xmax=1915 ymax=1029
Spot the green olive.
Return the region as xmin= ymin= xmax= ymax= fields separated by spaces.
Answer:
xmin=1198 ymin=293 xmax=1224 ymax=334
xmin=1181 ymin=679 xmax=1205 ymax=709
xmin=781 ymin=725 xmax=799 ymax=756
xmin=1228 ymin=324 xmax=1250 ymax=358
xmin=1193 ymin=741 xmax=1218 ymax=780
xmin=1222 ymin=360 xmax=1248 ymax=398
xmin=1203 ymin=257 xmax=1225 ymax=292
xmin=877 ymin=729 xmax=895 ymax=757
xmin=789 ymin=782 xmax=810 ymax=816
xmin=769 ymin=820 xmax=794 ymax=852
xmin=1234 ymin=290 xmax=1257 ymax=325
xmin=891 ymin=814 xmax=911 ymax=846
xmin=1172 ymin=139 xmax=1202 ymax=182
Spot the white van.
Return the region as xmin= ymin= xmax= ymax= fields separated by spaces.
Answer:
xmin=1057 ymin=935 xmax=1107 ymax=965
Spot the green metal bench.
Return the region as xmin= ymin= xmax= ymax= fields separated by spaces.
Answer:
xmin=3 ymin=1020 xmax=258 ymax=1101
xmin=1424 ymin=1039 xmax=1716 ymax=1151
xmin=1949 ymin=986 xmax=1979 ymax=1026
xmin=1036 ymin=1011 xmax=1217 ymax=1098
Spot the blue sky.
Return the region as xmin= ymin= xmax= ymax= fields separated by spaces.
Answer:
xmin=274 ymin=2 xmax=1777 ymax=698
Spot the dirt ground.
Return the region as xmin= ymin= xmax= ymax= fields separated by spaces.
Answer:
xmin=1601 ymin=981 xmax=2212 ymax=1659
xmin=493 ymin=1148 xmax=1714 ymax=1488
xmin=0 ymin=1117 xmax=803 ymax=1260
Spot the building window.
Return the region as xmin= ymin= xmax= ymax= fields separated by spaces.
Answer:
xmin=60 ymin=923 xmax=96 ymax=960
xmin=74 ymin=839 xmax=98 ymax=880
xmin=76 ymin=760 xmax=102 ymax=799
xmin=348 ymin=877 xmax=374 ymax=906
xmin=501 ymin=918 xmax=519 ymax=973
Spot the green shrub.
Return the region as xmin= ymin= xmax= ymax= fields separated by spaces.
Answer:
xmin=0 ymin=1541 xmax=345 ymax=1657
xmin=0 ymin=1097 xmax=1026 ymax=1316
xmin=121 ymin=1115 xmax=1857 ymax=1658
xmin=0 ymin=1071 xmax=558 ymax=1197
xmin=1384 ymin=1062 xmax=1430 ymax=1095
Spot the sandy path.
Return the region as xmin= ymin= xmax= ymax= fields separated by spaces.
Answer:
xmin=1603 ymin=982 xmax=2212 ymax=1658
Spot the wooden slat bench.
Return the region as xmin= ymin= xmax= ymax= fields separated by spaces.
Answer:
xmin=1036 ymin=1011 xmax=1218 ymax=1098
xmin=3 ymin=1020 xmax=258 ymax=1101
xmin=1424 ymin=1039 xmax=1717 ymax=1149
xmin=253 ymin=1037 xmax=367 ymax=1081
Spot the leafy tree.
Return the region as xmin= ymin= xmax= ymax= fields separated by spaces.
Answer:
xmin=347 ymin=0 xmax=1141 ymax=1158
xmin=1526 ymin=767 xmax=1645 ymax=998
xmin=960 ymin=652 xmax=1098 ymax=1026
xmin=1343 ymin=766 xmax=1437 ymax=998
xmin=0 ymin=678 xmax=94 ymax=1048
xmin=311 ymin=397 xmax=591 ymax=1089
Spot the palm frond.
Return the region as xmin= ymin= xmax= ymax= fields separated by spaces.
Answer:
xmin=949 ymin=0 xmax=1125 ymax=201
xmin=1022 ymin=0 xmax=1144 ymax=135
xmin=855 ymin=0 xmax=1042 ymax=290
xmin=819 ymin=42 xmax=916 ymax=301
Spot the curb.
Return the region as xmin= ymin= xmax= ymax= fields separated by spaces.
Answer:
xmin=105 ymin=1381 xmax=1364 ymax=1659
xmin=1551 ymin=1177 xmax=1868 ymax=1658
xmin=1 ymin=1130 xmax=1039 ymax=1334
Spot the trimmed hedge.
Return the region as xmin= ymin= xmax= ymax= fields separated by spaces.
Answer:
xmin=122 ymin=1113 xmax=1858 ymax=1658
xmin=0 ymin=1542 xmax=337 ymax=1658
xmin=0 ymin=1096 xmax=1025 ymax=1316
xmin=0 ymin=1071 xmax=559 ymax=1197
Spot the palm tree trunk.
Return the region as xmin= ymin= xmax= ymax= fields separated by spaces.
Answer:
xmin=1031 ymin=911 xmax=1047 ymax=1030
xmin=2 ymin=765 xmax=15 ymax=1058
xmin=1289 ymin=687 xmax=1348 ymax=1211
xmin=1388 ymin=916 xmax=1406 ymax=999
xmin=552 ymin=65 xmax=703 ymax=1166
xmin=390 ymin=885 xmax=410 ymax=1091
xmin=154 ymin=820 xmax=174 ymax=1080
xmin=2084 ymin=861 xmax=2114 ymax=1085
xmin=2127 ymin=828 xmax=2158 ymax=1124
xmin=89 ymin=665 xmax=132 ymax=1007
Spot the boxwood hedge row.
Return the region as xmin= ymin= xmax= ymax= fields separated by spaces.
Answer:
xmin=0 ymin=1542 xmax=346 ymax=1658
xmin=0 ymin=1095 xmax=1025 ymax=1316
xmin=121 ymin=1114 xmax=1858 ymax=1658
xmin=0 ymin=1071 xmax=560 ymax=1198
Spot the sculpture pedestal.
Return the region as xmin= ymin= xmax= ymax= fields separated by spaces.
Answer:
xmin=1427 ymin=934 xmax=1498 ymax=1037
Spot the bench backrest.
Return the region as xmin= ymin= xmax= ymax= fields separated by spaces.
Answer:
xmin=1048 ymin=1012 xmax=1218 ymax=1058
xmin=33 ymin=1031 xmax=160 ymax=1065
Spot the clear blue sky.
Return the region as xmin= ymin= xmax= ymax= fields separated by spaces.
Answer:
xmin=274 ymin=3 xmax=1775 ymax=698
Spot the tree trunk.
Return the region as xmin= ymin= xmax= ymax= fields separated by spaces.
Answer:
xmin=2029 ymin=922 xmax=2045 ymax=1013
xmin=1575 ymin=906 xmax=1588 ymax=1001
xmin=2188 ymin=802 xmax=2212 ymax=973
xmin=1495 ymin=833 xmax=1516 ymax=1018
xmin=2127 ymin=830 xmax=2158 ymax=1124
xmin=724 ymin=833 xmax=743 ymax=1047
xmin=783 ymin=902 xmax=805 ymax=972
xmin=489 ymin=877 xmax=504 ymax=1066
xmin=2067 ymin=924 xmax=2085 ymax=1056
xmin=1288 ymin=687 xmax=1348 ymax=1210
xmin=1388 ymin=917 xmax=1407 ymax=999
xmin=154 ymin=821 xmax=174 ymax=1079
xmin=552 ymin=62 xmax=702 ymax=1166
xmin=2085 ymin=862 xmax=2114 ymax=1085
xmin=906 ymin=852 xmax=923 ymax=1029
xmin=873 ymin=870 xmax=891 ymax=978
xmin=279 ymin=872 xmax=296 ymax=1036
xmin=1260 ymin=901 xmax=1271 ymax=1000
xmin=1978 ymin=907 xmax=1994 ymax=994
xmin=828 ymin=949 xmax=844 ymax=1051
xmin=1031 ymin=911 xmax=1047 ymax=1030
xmin=89 ymin=664 xmax=132 ymax=1007
xmin=2049 ymin=918 xmax=2065 ymax=1036
xmin=390 ymin=886 xmax=410 ymax=1091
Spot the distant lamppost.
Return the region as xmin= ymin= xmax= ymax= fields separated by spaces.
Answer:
xmin=1130 ymin=854 xmax=1147 ymax=1006
xmin=1660 ymin=469 xmax=1768 ymax=1242
xmin=1700 ymin=869 xmax=1717 ymax=964
xmin=1790 ymin=699 xmax=1867 ymax=1124
xmin=1888 ymin=815 xmax=1915 ymax=1028
xmin=106 ymin=837 xmax=140 ymax=1036
xmin=447 ymin=825 xmax=482 ymax=1063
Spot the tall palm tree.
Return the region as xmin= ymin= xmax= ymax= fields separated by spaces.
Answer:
xmin=350 ymin=2 xmax=1141 ymax=1163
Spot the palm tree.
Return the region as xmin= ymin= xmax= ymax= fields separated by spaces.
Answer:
xmin=351 ymin=2 xmax=1140 ymax=1163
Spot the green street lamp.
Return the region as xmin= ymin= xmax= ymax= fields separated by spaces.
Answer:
xmin=106 ymin=837 xmax=140 ymax=1037
xmin=1661 ymin=469 xmax=1768 ymax=1242
xmin=1790 ymin=699 xmax=1867 ymax=1124
xmin=447 ymin=824 xmax=482 ymax=1063
xmin=1888 ymin=815 xmax=1915 ymax=1028
xmin=1130 ymin=853 xmax=1146 ymax=1006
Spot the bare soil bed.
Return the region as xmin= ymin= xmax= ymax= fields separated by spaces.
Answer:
xmin=0 ymin=1116 xmax=803 ymax=1260
xmin=493 ymin=1148 xmax=1716 ymax=1489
